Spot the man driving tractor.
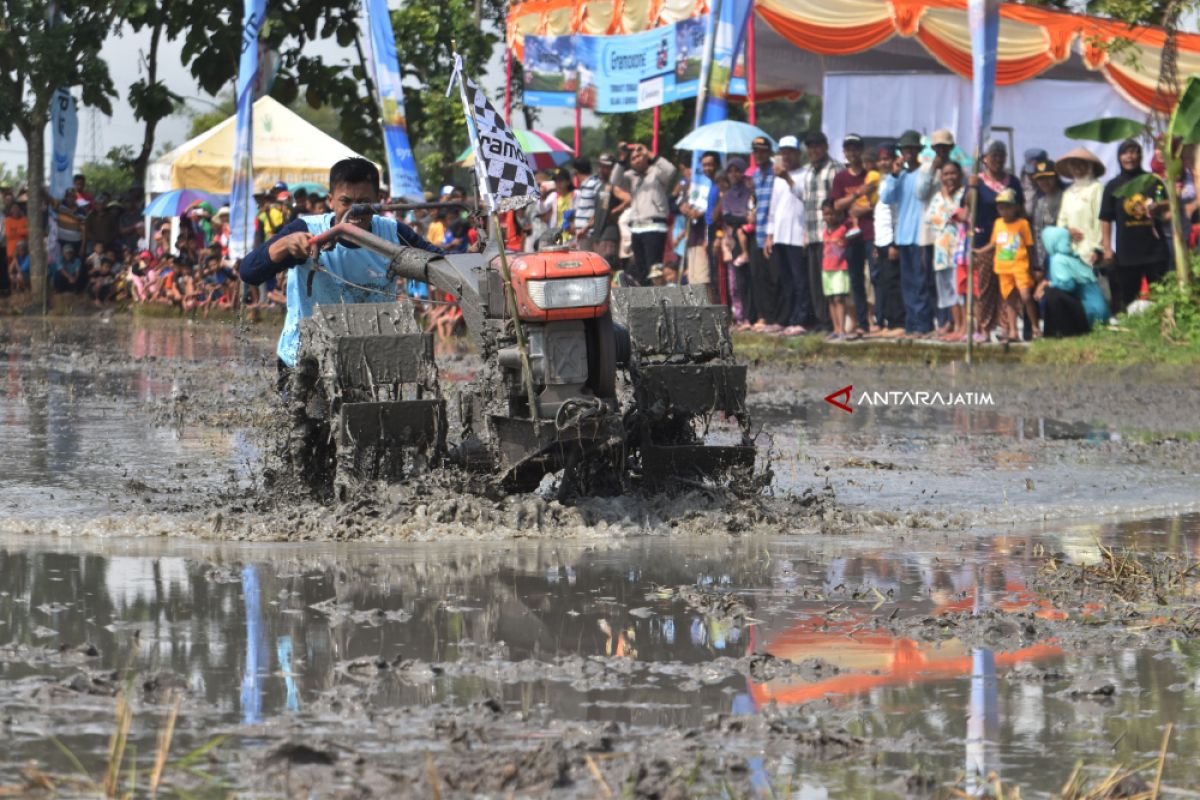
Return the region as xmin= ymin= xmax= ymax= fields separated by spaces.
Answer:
xmin=239 ymin=157 xmax=444 ymax=378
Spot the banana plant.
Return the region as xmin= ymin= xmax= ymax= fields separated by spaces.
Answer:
xmin=1065 ymin=75 xmax=1200 ymax=289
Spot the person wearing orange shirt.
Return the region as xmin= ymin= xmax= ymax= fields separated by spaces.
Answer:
xmin=977 ymin=188 xmax=1040 ymax=341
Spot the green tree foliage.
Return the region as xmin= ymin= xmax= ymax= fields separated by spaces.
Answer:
xmin=388 ymin=0 xmax=508 ymax=184
xmin=79 ymin=146 xmax=139 ymax=198
xmin=0 ymin=0 xmax=126 ymax=312
xmin=552 ymin=125 xmax=616 ymax=160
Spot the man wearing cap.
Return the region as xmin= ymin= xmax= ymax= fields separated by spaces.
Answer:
xmin=239 ymin=157 xmax=444 ymax=378
xmin=831 ymin=133 xmax=874 ymax=336
xmin=749 ymin=135 xmax=777 ymax=328
xmin=1021 ymin=148 xmax=1049 ymax=217
xmin=880 ymin=130 xmax=939 ymax=335
xmin=590 ymin=154 xmax=629 ymax=269
xmin=612 ymin=141 xmax=679 ymax=285
xmin=762 ymin=135 xmax=808 ymax=331
xmin=792 ymin=131 xmax=843 ymax=331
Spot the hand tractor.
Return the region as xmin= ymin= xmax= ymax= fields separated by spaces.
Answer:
xmin=285 ymin=214 xmax=755 ymax=499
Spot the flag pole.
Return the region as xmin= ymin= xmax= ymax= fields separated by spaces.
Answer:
xmin=505 ymin=47 xmax=513 ymax=124
xmin=747 ymin=1 xmax=757 ymax=125
xmin=966 ymin=163 xmax=977 ymax=364
xmin=453 ymin=45 xmax=541 ymax=423
xmin=652 ymin=107 xmax=660 ymax=155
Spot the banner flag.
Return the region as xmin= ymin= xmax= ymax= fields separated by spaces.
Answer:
xmin=969 ymin=0 xmax=1000 ymax=155
xmin=365 ymin=0 xmax=424 ymax=201
xmin=229 ymin=0 xmax=267 ymax=260
xmin=698 ymin=0 xmax=753 ymax=126
xmin=449 ymin=55 xmax=540 ymax=214
xmin=49 ymin=89 xmax=78 ymax=200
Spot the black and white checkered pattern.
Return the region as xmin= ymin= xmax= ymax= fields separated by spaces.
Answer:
xmin=458 ymin=74 xmax=540 ymax=213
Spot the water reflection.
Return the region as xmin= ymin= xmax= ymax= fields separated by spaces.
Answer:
xmin=0 ymin=514 xmax=1197 ymax=792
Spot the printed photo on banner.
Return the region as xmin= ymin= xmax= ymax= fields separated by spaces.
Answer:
xmin=524 ymin=35 xmax=578 ymax=108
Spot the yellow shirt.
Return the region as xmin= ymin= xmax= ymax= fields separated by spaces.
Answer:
xmin=990 ymin=217 xmax=1033 ymax=275
xmin=426 ymin=220 xmax=446 ymax=246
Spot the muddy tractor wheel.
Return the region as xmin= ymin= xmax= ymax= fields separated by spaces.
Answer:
xmin=585 ymin=310 xmax=617 ymax=403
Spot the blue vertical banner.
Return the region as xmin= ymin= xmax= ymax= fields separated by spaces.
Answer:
xmin=49 ymin=89 xmax=78 ymax=200
xmin=229 ymin=0 xmax=266 ymax=260
xmin=365 ymin=0 xmax=423 ymax=201
xmin=698 ymin=0 xmax=753 ymax=126
xmin=968 ymin=0 xmax=1000 ymax=156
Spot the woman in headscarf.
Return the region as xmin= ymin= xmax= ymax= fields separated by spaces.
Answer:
xmin=1099 ymin=139 xmax=1169 ymax=314
xmin=1054 ymin=147 xmax=1105 ymax=266
xmin=969 ymin=139 xmax=1023 ymax=338
xmin=1037 ymin=226 xmax=1110 ymax=337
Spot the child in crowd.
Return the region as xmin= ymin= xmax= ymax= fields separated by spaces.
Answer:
xmin=980 ymin=188 xmax=1040 ymax=341
xmin=821 ymin=199 xmax=854 ymax=341
xmin=88 ymin=256 xmax=116 ymax=305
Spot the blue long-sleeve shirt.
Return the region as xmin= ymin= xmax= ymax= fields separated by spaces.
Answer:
xmin=238 ymin=214 xmax=442 ymax=286
xmin=239 ymin=213 xmax=444 ymax=366
xmin=880 ymin=166 xmax=937 ymax=246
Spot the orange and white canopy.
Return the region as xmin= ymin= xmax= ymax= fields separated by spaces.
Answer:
xmin=506 ymin=0 xmax=1200 ymax=112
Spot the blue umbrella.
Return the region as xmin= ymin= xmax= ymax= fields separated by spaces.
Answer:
xmin=675 ymin=121 xmax=776 ymax=154
xmin=143 ymin=189 xmax=227 ymax=217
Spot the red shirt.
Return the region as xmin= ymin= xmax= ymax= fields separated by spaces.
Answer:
xmin=830 ymin=169 xmax=875 ymax=242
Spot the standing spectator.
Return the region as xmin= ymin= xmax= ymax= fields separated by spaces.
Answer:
xmin=871 ymin=143 xmax=905 ymax=335
xmin=53 ymin=188 xmax=87 ymax=259
xmin=1055 ymin=147 xmax=1105 ymax=265
xmin=831 ymin=133 xmax=874 ymax=336
xmin=72 ymin=174 xmax=94 ymax=209
xmin=680 ymin=151 xmax=721 ymax=301
xmin=89 ymin=256 xmax=117 ymax=305
xmin=979 ymin=188 xmax=1039 ymax=341
xmin=1029 ymin=159 xmax=1063 ymax=275
xmin=572 ymin=157 xmax=602 ymax=251
xmin=84 ymin=194 xmax=123 ymax=255
xmin=612 ymin=141 xmax=678 ymax=285
xmin=718 ymin=156 xmax=754 ymax=326
xmin=591 ymin=154 xmax=630 ymax=270
xmin=924 ymin=130 xmax=958 ymax=333
xmin=536 ymin=168 xmax=575 ymax=246
xmin=969 ymin=139 xmax=1024 ymax=338
xmin=794 ymin=131 xmax=843 ymax=331
xmin=1100 ymin=139 xmax=1169 ymax=314
xmin=4 ymin=199 xmax=27 ymax=266
xmin=820 ymin=199 xmax=853 ymax=340
xmin=1019 ymin=148 xmax=1049 ymax=217
xmin=214 ymin=207 xmax=231 ymax=257
xmin=880 ymin=130 xmax=938 ymax=336
xmin=749 ymin=135 xmax=778 ymax=330
xmin=924 ymin=161 xmax=968 ymax=341
xmin=764 ymin=136 xmax=808 ymax=333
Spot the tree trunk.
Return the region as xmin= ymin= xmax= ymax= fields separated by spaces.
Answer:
xmin=26 ymin=111 xmax=49 ymax=314
xmin=1163 ymin=133 xmax=1192 ymax=290
xmin=131 ymin=11 xmax=166 ymax=189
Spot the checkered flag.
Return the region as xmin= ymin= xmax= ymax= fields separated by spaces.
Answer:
xmin=449 ymin=55 xmax=540 ymax=214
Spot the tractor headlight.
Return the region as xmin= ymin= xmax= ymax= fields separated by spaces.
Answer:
xmin=525 ymin=277 xmax=610 ymax=310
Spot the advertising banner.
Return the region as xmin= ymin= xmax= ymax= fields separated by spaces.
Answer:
xmin=228 ymin=0 xmax=266 ymax=260
xmin=49 ymin=89 xmax=78 ymax=200
xmin=365 ymin=0 xmax=424 ymax=200
xmin=522 ymin=16 xmax=709 ymax=113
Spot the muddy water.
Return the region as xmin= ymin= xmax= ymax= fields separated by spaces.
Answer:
xmin=3 ymin=318 xmax=1200 ymax=796
xmin=3 ymin=517 xmax=1200 ymax=796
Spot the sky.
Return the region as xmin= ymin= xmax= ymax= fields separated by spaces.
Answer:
xmin=0 ymin=10 xmax=580 ymax=176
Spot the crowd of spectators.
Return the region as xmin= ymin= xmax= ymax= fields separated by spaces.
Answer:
xmin=3 ymin=130 xmax=1195 ymax=343
xmin=515 ymin=131 xmax=1196 ymax=341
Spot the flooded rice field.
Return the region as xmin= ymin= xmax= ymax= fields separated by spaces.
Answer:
xmin=2 ymin=317 xmax=1200 ymax=797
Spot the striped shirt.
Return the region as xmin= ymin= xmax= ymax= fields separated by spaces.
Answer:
xmin=797 ymin=158 xmax=844 ymax=243
xmin=754 ymin=168 xmax=773 ymax=247
xmin=573 ymin=174 xmax=603 ymax=231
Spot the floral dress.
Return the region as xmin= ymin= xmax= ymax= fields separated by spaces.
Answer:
xmin=925 ymin=187 xmax=966 ymax=273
